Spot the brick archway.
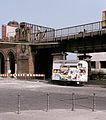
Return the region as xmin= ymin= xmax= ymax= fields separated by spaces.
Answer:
xmin=6 ymin=50 xmax=17 ymax=74
xmin=0 ymin=51 xmax=6 ymax=74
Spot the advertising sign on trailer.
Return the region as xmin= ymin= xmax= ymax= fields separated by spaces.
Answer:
xmin=52 ymin=60 xmax=88 ymax=83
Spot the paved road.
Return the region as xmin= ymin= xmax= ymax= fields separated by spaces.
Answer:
xmin=0 ymin=79 xmax=106 ymax=113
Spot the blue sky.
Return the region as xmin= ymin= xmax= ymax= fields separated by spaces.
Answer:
xmin=0 ymin=0 xmax=106 ymax=58
xmin=0 ymin=0 xmax=105 ymax=59
xmin=0 ymin=0 xmax=106 ymax=30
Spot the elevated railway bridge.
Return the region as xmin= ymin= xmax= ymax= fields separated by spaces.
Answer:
xmin=0 ymin=20 xmax=106 ymax=78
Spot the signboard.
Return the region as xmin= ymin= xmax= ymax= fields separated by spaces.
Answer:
xmin=52 ymin=60 xmax=88 ymax=82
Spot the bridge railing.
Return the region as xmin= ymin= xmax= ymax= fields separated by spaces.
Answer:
xmin=2 ymin=20 xmax=106 ymax=43
xmin=55 ymin=21 xmax=102 ymax=38
xmin=20 ymin=22 xmax=55 ymax=43
xmin=41 ymin=20 xmax=105 ymax=42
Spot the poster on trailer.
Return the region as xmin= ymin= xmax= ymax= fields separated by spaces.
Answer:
xmin=52 ymin=60 xmax=88 ymax=82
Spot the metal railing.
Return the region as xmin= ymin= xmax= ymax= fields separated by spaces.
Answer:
xmin=0 ymin=92 xmax=106 ymax=114
xmin=34 ymin=20 xmax=105 ymax=42
xmin=55 ymin=21 xmax=101 ymax=37
xmin=2 ymin=20 xmax=106 ymax=43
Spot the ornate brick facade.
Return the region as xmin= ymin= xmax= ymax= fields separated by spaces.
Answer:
xmin=0 ymin=43 xmax=34 ymax=75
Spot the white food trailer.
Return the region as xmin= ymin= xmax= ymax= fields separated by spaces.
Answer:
xmin=52 ymin=60 xmax=88 ymax=85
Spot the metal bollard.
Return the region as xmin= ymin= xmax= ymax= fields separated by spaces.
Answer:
xmin=44 ymin=75 xmax=45 ymax=80
xmin=92 ymin=93 xmax=96 ymax=111
xmin=72 ymin=93 xmax=75 ymax=111
xmin=46 ymin=93 xmax=50 ymax=112
xmin=17 ymin=93 xmax=21 ymax=114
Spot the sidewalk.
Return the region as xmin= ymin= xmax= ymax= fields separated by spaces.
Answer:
xmin=0 ymin=109 xmax=106 ymax=120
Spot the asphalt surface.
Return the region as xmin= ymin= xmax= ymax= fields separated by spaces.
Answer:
xmin=0 ymin=78 xmax=106 ymax=113
xmin=0 ymin=78 xmax=106 ymax=120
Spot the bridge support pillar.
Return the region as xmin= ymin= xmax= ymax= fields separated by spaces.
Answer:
xmin=52 ymin=52 xmax=67 ymax=61
xmin=17 ymin=45 xmax=34 ymax=77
